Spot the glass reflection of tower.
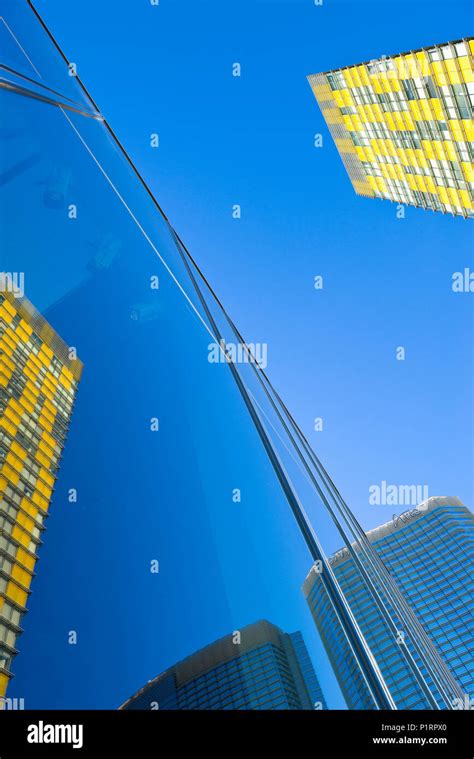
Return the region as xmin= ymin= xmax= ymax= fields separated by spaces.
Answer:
xmin=0 ymin=291 xmax=82 ymax=700
xmin=303 ymin=497 xmax=474 ymax=710
xmin=120 ymin=621 xmax=327 ymax=711
xmin=0 ymin=1 xmax=471 ymax=711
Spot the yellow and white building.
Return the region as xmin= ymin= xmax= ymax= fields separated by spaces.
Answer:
xmin=0 ymin=290 xmax=82 ymax=700
xmin=309 ymin=38 xmax=474 ymax=218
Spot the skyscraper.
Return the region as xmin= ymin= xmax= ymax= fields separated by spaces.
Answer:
xmin=308 ymin=38 xmax=474 ymax=217
xmin=0 ymin=2 xmax=469 ymax=711
xmin=303 ymin=497 xmax=474 ymax=709
xmin=120 ymin=620 xmax=327 ymax=710
xmin=0 ymin=290 xmax=82 ymax=700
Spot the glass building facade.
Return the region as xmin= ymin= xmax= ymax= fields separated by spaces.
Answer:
xmin=308 ymin=39 xmax=474 ymax=217
xmin=0 ymin=1 xmax=470 ymax=711
xmin=303 ymin=497 xmax=474 ymax=709
xmin=120 ymin=620 xmax=327 ymax=710
xmin=0 ymin=291 xmax=82 ymax=699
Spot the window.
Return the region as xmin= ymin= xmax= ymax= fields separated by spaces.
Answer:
xmin=452 ymin=85 xmax=471 ymax=119
xmin=327 ymin=72 xmax=346 ymax=91
xmin=424 ymin=77 xmax=437 ymax=99
xmin=402 ymin=80 xmax=416 ymax=101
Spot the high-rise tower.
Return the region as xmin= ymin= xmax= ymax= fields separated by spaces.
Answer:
xmin=120 ymin=620 xmax=327 ymax=710
xmin=309 ymin=39 xmax=474 ymax=217
xmin=303 ymin=497 xmax=474 ymax=709
xmin=0 ymin=290 xmax=82 ymax=699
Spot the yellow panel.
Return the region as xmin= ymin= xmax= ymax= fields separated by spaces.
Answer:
xmin=1 ymin=300 xmax=16 ymax=318
xmin=414 ymin=150 xmax=428 ymax=169
xmin=8 ymin=398 xmax=23 ymax=417
xmin=448 ymin=187 xmax=460 ymax=205
xmin=447 ymin=68 xmax=461 ymax=85
xmin=371 ymin=77 xmax=383 ymax=94
xmin=437 ymin=185 xmax=450 ymax=204
xmin=0 ymin=419 xmax=16 ymax=436
xmin=32 ymin=491 xmax=48 ymax=510
xmin=6 ymin=581 xmax=27 ymax=608
xmin=434 ymin=141 xmax=446 ymax=161
xmin=462 ymin=162 xmax=474 ymax=182
xmin=0 ymin=672 xmax=9 ymax=699
xmin=20 ymin=398 xmax=35 ymax=416
xmin=385 ymin=113 xmax=396 ymax=131
xmin=4 ymin=407 xmax=20 ymax=427
xmin=16 ymin=547 xmax=35 ymax=571
xmin=353 ymin=179 xmax=375 ymax=197
xmin=38 ymin=415 xmax=53 ymax=434
xmin=402 ymin=112 xmax=415 ymax=131
xmin=431 ymin=99 xmax=444 ymax=120
xmin=59 ymin=373 xmax=72 ymax=390
xmin=424 ymin=176 xmax=436 ymax=193
xmin=460 ymin=67 xmax=473 ymax=83
xmin=380 ymin=74 xmax=391 ymax=92
xmin=5 ymin=452 xmax=22 ymax=474
xmin=35 ymin=449 xmax=51 ymax=469
xmin=11 ymin=563 xmax=32 ymax=588
xmin=17 ymin=511 xmax=34 ymax=534
xmin=21 ymin=498 xmax=38 ymax=519
xmin=416 ymin=176 xmax=427 ymax=192
xmin=2 ymin=464 xmax=19 ymax=485
xmin=358 ymin=65 xmax=370 ymax=86
xmin=394 ymin=164 xmax=405 ymax=181
xmin=39 ymin=468 xmax=55 ymax=487
xmin=432 ymin=62 xmax=447 ymax=87
xmin=10 ymin=442 xmax=27 ymax=461
xmin=451 ymin=124 xmax=464 ymax=140
xmin=42 ymin=431 xmax=56 ymax=449
xmin=36 ymin=481 xmax=52 ymax=500
xmin=351 ymin=68 xmax=360 ymax=88
xmin=19 ymin=319 xmax=32 ymax=336
xmin=16 ymin=326 xmax=30 ymax=344
xmin=443 ymin=141 xmax=457 ymax=161
xmin=344 ymin=69 xmax=355 ymax=88
xmin=40 ymin=344 xmax=54 ymax=360
xmin=459 ymin=189 xmax=472 ymax=209
xmin=422 ymin=140 xmax=435 ymax=160
xmin=463 ymin=120 xmax=474 ymax=141
xmin=387 ymin=73 xmax=401 ymax=92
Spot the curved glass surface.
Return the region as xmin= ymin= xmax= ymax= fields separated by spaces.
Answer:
xmin=0 ymin=0 xmax=471 ymax=712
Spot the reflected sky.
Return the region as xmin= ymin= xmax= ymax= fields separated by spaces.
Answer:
xmin=1 ymin=0 xmax=472 ymax=710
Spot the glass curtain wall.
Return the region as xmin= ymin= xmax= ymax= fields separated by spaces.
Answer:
xmin=0 ymin=0 xmax=468 ymax=710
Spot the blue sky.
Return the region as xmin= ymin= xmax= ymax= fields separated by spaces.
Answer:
xmin=3 ymin=0 xmax=473 ymax=709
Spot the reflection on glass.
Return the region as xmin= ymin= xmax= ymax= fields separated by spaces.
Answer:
xmin=120 ymin=620 xmax=327 ymax=711
xmin=0 ymin=1 xmax=470 ymax=712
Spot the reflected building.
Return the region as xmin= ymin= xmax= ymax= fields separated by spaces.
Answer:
xmin=303 ymin=497 xmax=474 ymax=709
xmin=120 ymin=620 xmax=327 ymax=710
xmin=0 ymin=290 xmax=82 ymax=699
xmin=0 ymin=1 xmax=469 ymax=711
xmin=308 ymin=38 xmax=474 ymax=217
